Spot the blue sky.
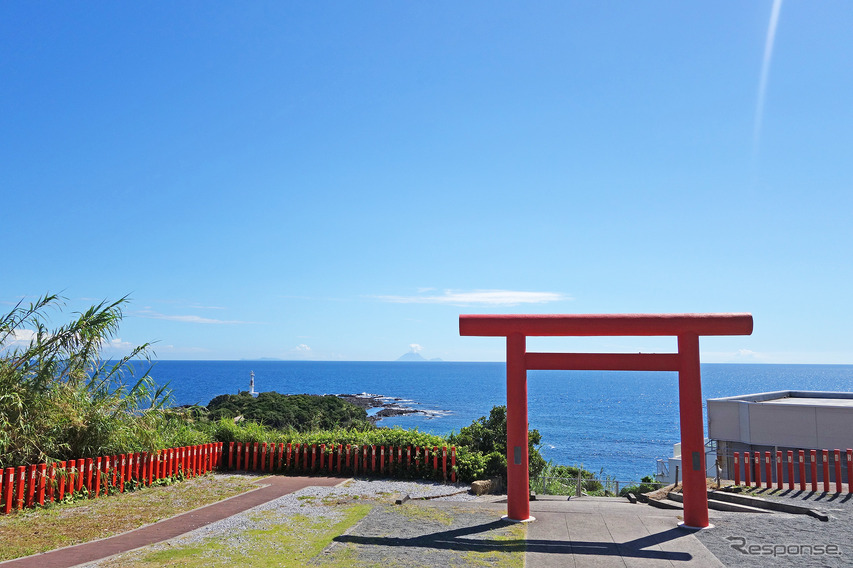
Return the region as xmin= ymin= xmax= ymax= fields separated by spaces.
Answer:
xmin=2 ymin=1 xmax=851 ymax=363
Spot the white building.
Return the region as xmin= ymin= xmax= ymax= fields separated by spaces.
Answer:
xmin=707 ymin=390 xmax=853 ymax=483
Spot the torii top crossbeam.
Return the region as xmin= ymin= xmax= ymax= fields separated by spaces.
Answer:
xmin=460 ymin=313 xmax=753 ymax=337
xmin=459 ymin=313 xmax=753 ymax=529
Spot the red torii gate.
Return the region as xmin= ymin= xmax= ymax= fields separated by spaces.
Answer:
xmin=459 ymin=313 xmax=753 ymax=529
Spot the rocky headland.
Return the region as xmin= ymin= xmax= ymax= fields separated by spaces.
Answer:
xmin=336 ymin=393 xmax=446 ymax=422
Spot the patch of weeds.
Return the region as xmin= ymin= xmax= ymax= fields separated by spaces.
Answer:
xmin=143 ymin=545 xmax=207 ymax=563
xmin=322 ymin=496 xmax=352 ymax=506
xmin=395 ymin=503 xmax=454 ymax=526
xmin=248 ymin=509 xmax=278 ymax=521
xmin=311 ymin=543 xmax=384 ymax=568
xmin=102 ymin=503 xmax=373 ymax=568
xmin=460 ymin=523 xmax=526 ymax=568
xmin=321 ymin=492 xmax=372 ymax=507
xmin=0 ymin=475 xmax=258 ymax=562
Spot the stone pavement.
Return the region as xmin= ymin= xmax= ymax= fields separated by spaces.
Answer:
xmin=0 ymin=476 xmax=344 ymax=568
xmin=525 ymin=496 xmax=724 ymax=567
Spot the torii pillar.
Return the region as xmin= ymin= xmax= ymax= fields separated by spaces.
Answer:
xmin=460 ymin=313 xmax=753 ymax=529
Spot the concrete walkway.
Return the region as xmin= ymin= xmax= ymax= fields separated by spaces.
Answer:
xmin=0 ymin=476 xmax=344 ymax=568
xmin=525 ymin=496 xmax=724 ymax=567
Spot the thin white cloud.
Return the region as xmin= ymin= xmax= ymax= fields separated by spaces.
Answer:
xmin=132 ymin=310 xmax=254 ymax=325
xmin=1 ymin=295 xmax=43 ymax=306
xmin=2 ymin=329 xmax=136 ymax=352
xmin=374 ymin=289 xmax=570 ymax=306
xmin=289 ymin=343 xmax=315 ymax=360
xmin=147 ymin=299 xmax=227 ymax=310
xmin=104 ymin=337 xmax=133 ymax=349
xmin=702 ymin=349 xmax=767 ymax=363
xmin=163 ymin=345 xmax=210 ymax=353
xmin=97 ymin=337 xmax=139 ymax=357
xmin=278 ymin=295 xmax=350 ymax=302
xmin=409 ymin=343 xmax=423 ymax=353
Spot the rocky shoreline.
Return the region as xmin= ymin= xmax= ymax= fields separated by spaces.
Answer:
xmin=336 ymin=393 xmax=447 ymax=422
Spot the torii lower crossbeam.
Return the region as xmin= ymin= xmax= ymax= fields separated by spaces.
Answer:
xmin=459 ymin=313 xmax=753 ymax=529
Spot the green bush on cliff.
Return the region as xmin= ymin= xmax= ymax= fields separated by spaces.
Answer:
xmin=206 ymin=418 xmax=446 ymax=449
xmin=207 ymin=391 xmax=372 ymax=431
xmin=206 ymin=403 xmax=547 ymax=483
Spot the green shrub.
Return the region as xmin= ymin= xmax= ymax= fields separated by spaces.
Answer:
xmin=207 ymin=417 xmax=286 ymax=445
xmin=529 ymin=461 xmax=604 ymax=495
xmin=619 ymin=475 xmax=660 ymax=497
xmin=447 ymin=405 xmax=546 ymax=482
xmin=450 ymin=446 xmax=487 ymax=481
xmin=541 ymin=463 xmax=598 ymax=480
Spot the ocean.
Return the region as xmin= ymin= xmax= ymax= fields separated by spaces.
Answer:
xmin=145 ymin=361 xmax=853 ymax=483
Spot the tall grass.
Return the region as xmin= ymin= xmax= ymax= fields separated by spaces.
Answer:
xmin=0 ymin=294 xmax=172 ymax=467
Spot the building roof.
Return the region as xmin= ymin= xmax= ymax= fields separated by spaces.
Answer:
xmin=709 ymin=390 xmax=853 ymax=406
xmin=759 ymin=396 xmax=853 ymax=408
xmin=707 ymin=391 xmax=853 ymax=449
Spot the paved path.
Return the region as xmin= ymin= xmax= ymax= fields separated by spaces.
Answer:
xmin=0 ymin=476 xmax=344 ymax=568
xmin=525 ymin=496 xmax=724 ymax=567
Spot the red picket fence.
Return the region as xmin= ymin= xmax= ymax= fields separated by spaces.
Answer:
xmin=732 ymin=448 xmax=853 ymax=493
xmin=224 ymin=442 xmax=457 ymax=485
xmin=0 ymin=441 xmax=459 ymax=514
xmin=0 ymin=443 xmax=223 ymax=515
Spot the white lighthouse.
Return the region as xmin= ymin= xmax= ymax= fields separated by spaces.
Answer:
xmin=249 ymin=370 xmax=258 ymax=397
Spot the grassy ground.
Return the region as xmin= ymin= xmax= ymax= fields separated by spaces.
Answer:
xmin=0 ymin=473 xmax=259 ymax=561
xmin=89 ymin=493 xmax=524 ymax=568
xmin=1 ymin=475 xmax=526 ymax=568
xmin=94 ymin=504 xmax=374 ymax=568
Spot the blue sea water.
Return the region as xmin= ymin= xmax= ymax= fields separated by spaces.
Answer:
xmin=146 ymin=361 xmax=853 ymax=483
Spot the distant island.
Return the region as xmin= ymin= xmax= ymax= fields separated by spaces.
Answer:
xmin=396 ymin=352 xmax=443 ymax=362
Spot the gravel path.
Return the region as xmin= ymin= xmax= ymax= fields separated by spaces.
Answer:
xmin=696 ymin=489 xmax=853 ymax=567
xmin=164 ymin=478 xmax=480 ymax=549
xmin=80 ymin=478 xmax=494 ymax=568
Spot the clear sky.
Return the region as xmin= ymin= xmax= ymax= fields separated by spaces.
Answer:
xmin=2 ymin=2 xmax=851 ymax=363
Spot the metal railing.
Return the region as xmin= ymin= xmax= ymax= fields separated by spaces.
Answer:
xmin=532 ymin=474 xmax=668 ymax=497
